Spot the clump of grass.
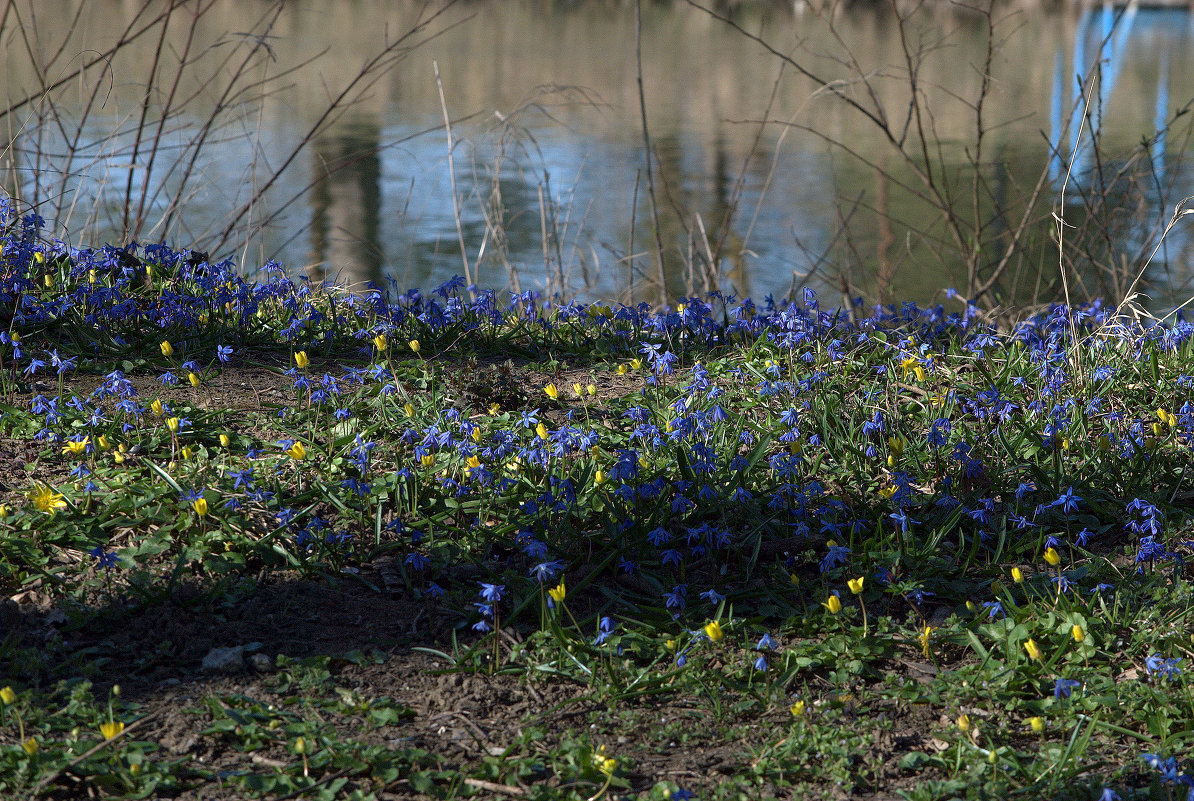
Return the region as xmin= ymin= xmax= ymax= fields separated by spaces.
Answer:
xmin=1 ymin=200 xmax=1193 ymax=798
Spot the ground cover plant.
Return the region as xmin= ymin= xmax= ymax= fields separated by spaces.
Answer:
xmin=0 ymin=197 xmax=1193 ymax=800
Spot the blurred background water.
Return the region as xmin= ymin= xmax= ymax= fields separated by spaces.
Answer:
xmin=4 ymin=0 xmax=1193 ymax=310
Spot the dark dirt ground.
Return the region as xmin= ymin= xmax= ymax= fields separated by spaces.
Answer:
xmin=0 ymin=359 xmax=956 ymax=800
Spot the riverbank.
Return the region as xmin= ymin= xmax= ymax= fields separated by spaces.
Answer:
xmin=0 ymin=213 xmax=1191 ymax=799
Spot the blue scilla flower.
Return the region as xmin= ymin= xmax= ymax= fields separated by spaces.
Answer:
xmin=478 ymin=583 xmax=505 ymax=603
xmin=1053 ymin=678 xmax=1081 ymax=699
xmin=1145 ymin=654 xmax=1183 ymax=680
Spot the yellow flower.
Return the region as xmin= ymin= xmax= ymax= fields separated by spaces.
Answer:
xmin=488 ymin=403 xmax=501 ymax=416
xmin=188 ymin=372 xmax=200 ymax=388
xmin=847 ymin=576 xmax=865 ymax=595
xmin=293 ymin=736 xmax=307 ymax=754
xmin=548 ymin=581 xmax=566 ymax=604
xmin=918 ymin=624 xmax=934 ymax=659
xmin=1029 ymin=716 xmax=1045 ymax=734
xmin=630 ymin=358 xmax=642 ymax=370
xmin=159 ymin=340 xmax=174 ymax=358
xmin=464 ymin=455 xmax=481 ymax=474
xmin=1043 ymin=547 xmax=1061 ymax=566
xmin=150 ymin=399 xmax=164 ymax=416
xmin=1158 ymin=408 xmax=1174 ymax=427
xmin=408 ymin=339 xmax=421 ymax=353
xmin=29 ymin=484 xmax=67 ymax=515
xmin=957 ymin=714 xmax=971 ymax=733
xmin=1071 ymin=624 xmax=1085 ymax=643
xmin=420 ymin=453 xmax=435 ymax=468
xmin=587 ymin=384 xmax=596 ymax=396
xmin=43 ymin=273 xmax=54 ymax=289
xmin=21 ymin=737 xmax=37 ymax=755
xmin=219 ymin=434 xmax=230 ymax=448
xmin=594 ymin=470 xmax=605 ymax=486
xmin=899 ymin=356 xmax=925 ymax=382
xmin=704 ymin=620 xmax=724 ymax=642
xmin=99 ymin=720 xmax=125 ymax=740
xmin=471 ymin=428 xmax=482 ymax=443
xmin=1023 ymin=638 xmax=1042 ymax=660
xmin=180 ymin=446 xmax=193 ymax=461
xmin=34 ymin=251 xmax=44 ymax=264
xmin=166 ymin=417 xmax=180 ymax=433
xmin=62 ymin=437 xmax=89 ymax=456
xmin=887 ymin=436 xmax=905 ymax=458
xmin=789 ymin=700 xmax=806 ymax=718
xmin=0 ymin=686 xmax=15 ymax=705
xmin=544 ymin=383 xmax=559 ymax=400
xmin=823 ymin=594 xmax=842 ymax=614
xmin=536 ymin=422 xmax=549 ymax=441
xmin=294 ymin=351 xmax=309 ymax=369
xmin=1011 ymin=567 xmax=1024 ymax=584
xmin=0 ymin=504 xmax=7 ymax=517
xmin=372 ymin=333 xmax=387 ymax=351
xmin=286 ymin=441 xmax=307 ymax=461
xmin=193 ymin=498 xmax=208 ymax=517
xmin=616 ymin=363 xmax=629 ymax=375
xmin=97 ymin=435 xmax=111 ymax=451
xmin=404 ymin=403 xmax=415 ymax=417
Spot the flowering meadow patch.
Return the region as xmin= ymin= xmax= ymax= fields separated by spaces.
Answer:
xmin=0 ymin=199 xmax=1193 ymax=798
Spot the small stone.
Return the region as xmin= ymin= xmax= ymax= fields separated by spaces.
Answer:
xmin=201 ymin=645 xmax=245 ymax=674
xmin=248 ymin=653 xmax=275 ymax=673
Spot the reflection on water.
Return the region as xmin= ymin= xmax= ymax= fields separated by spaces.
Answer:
xmin=4 ymin=0 xmax=1194 ymax=309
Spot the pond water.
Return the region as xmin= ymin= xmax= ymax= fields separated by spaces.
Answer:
xmin=4 ymin=0 xmax=1194 ymax=310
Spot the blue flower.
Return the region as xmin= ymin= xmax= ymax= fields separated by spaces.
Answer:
xmin=1053 ymin=678 xmax=1081 ymax=699
xmin=478 ymin=583 xmax=505 ymax=603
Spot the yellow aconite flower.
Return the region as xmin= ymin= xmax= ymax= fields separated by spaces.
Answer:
xmin=294 ymin=351 xmax=309 ymax=369
xmin=1011 ymin=566 xmax=1024 ymax=584
xmin=593 ymin=745 xmax=617 ymax=776
xmin=878 ymin=485 xmax=896 ymax=500
xmin=193 ymin=498 xmax=208 ymax=517
xmin=900 ymin=356 xmax=925 ymax=382
xmin=536 ymin=422 xmax=549 ymax=440
xmin=22 ymin=737 xmax=37 ymax=755
xmin=43 ymin=274 xmax=54 ymax=289
xmin=159 ymin=340 xmax=174 ymax=358
xmin=420 ymin=453 xmax=435 ymax=468
xmin=573 ymin=382 xmax=584 ymax=397
xmin=62 ymin=437 xmax=89 ymax=456
xmin=0 ymin=505 xmax=7 ymax=517
xmin=630 ymin=358 xmax=642 ymax=370
xmin=286 ymin=441 xmax=306 ymax=461
xmin=34 ymin=251 xmax=44 ymax=264
xmin=404 ymin=403 xmax=414 ymax=417
xmin=488 ymin=403 xmax=501 ymax=416
xmin=1043 ymin=547 xmax=1061 ymax=566
xmin=587 ymin=384 xmax=596 ymax=396
xmin=823 ymin=594 xmax=842 ymax=614
xmin=1158 ymin=408 xmax=1174 ymax=427
xmin=887 ymin=436 xmax=905 ymax=458
xmin=1071 ymin=624 xmax=1085 ymax=643
xmin=848 ymin=576 xmax=865 ymax=595
xmin=97 ymin=435 xmax=111 ymax=451
xmin=372 ymin=333 xmax=387 ymax=350
xmin=188 ymin=372 xmax=200 ymax=388
xmin=0 ymin=686 xmax=15 ymax=704
xmin=151 ymin=399 xmax=164 ymax=416
xmin=1023 ymin=638 xmax=1042 ymax=660
xmin=616 ymin=363 xmax=629 ymax=375
xmin=918 ymin=624 xmax=934 ymax=659
xmin=99 ymin=720 xmax=124 ymax=740
xmin=166 ymin=417 xmax=180 ymax=433
xmin=180 ymin=446 xmax=194 ymax=460
xmin=594 ymin=470 xmax=605 ymax=486
xmin=465 ymin=455 xmax=481 ymax=474
xmin=544 ymin=383 xmax=559 ymax=400
xmin=30 ymin=484 xmax=67 ymax=515
xmin=548 ymin=581 xmax=566 ymax=603
xmin=704 ymin=620 xmax=724 ymax=642
xmin=1029 ymin=716 xmax=1045 ymax=734
xmin=408 ymin=339 xmax=421 ymax=353
xmin=471 ymin=427 xmax=482 ymax=443
xmin=219 ymin=434 xmax=230 ymax=448
xmin=789 ymin=700 xmax=806 ymax=718
xmin=957 ymin=714 xmax=971 ymax=733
